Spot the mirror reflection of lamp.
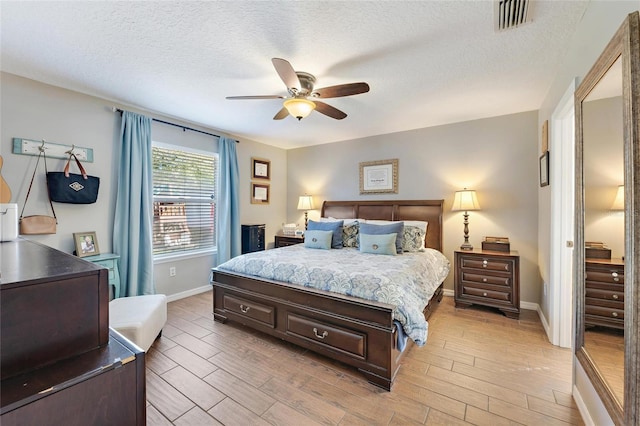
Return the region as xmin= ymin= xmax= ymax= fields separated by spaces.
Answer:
xmin=611 ymin=185 xmax=624 ymax=211
xmin=451 ymin=188 xmax=481 ymax=251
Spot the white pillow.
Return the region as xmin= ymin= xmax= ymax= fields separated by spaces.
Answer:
xmin=320 ymin=217 xmax=363 ymax=225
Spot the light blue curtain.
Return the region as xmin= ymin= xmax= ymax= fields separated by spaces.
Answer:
xmin=113 ymin=111 xmax=155 ymax=296
xmin=217 ymin=136 xmax=241 ymax=264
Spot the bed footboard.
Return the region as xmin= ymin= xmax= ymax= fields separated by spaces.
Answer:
xmin=211 ymin=270 xmax=443 ymax=390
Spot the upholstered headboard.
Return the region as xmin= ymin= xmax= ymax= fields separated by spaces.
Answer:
xmin=321 ymin=200 xmax=444 ymax=252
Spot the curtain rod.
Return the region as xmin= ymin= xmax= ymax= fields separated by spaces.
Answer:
xmin=111 ymin=107 xmax=238 ymax=142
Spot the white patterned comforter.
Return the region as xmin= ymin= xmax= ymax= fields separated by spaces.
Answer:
xmin=216 ymin=245 xmax=450 ymax=346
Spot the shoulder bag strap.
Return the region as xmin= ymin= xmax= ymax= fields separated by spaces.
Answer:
xmin=19 ymin=150 xmax=57 ymax=221
xmin=64 ymin=153 xmax=88 ymax=179
xmin=43 ymin=150 xmax=57 ymax=221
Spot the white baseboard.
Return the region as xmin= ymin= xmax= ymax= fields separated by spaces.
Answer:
xmin=573 ymin=384 xmax=596 ymax=426
xmin=165 ymin=285 xmax=211 ymax=303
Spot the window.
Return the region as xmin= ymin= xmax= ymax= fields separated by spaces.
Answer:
xmin=152 ymin=143 xmax=217 ymax=257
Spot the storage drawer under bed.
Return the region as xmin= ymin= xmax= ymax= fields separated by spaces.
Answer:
xmin=222 ymin=294 xmax=276 ymax=328
xmin=286 ymin=313 xmax=366 ymax=359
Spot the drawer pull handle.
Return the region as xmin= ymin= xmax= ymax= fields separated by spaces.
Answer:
xmin=239 ymin=304 xmax=250 ymax=313
xmin=482 ymin=260 xmax=488 ymax=268
xmin=313 ymin=328 xmax=328 ymax=339
xmin=483 ymin=292 xmax=488 ymax=297
xmin=612 ymin=272 xmax=618 ymax=277
xmin=614 ymin=277 xmax=620 ymax=282
xmin=612 ymin=294 xmax=619 ymax=300
xmin=612 ymin=312 xmax=618 ymax=318
xmin=482 ymin=278 xmax=488 ymax=283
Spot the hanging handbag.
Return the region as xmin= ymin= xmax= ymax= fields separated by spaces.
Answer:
xmin=47 ymin=153 xmax=100 ymax=204
xmin=19 ymin=150 xmax=58 ymax=235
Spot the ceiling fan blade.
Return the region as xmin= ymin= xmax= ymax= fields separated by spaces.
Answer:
xmin=273 ymin=107 xmax=289 ymax=120
xmin=272 ymin=58 xmax=301 ymax=92
xmin=226 ymin=95 xmax=284 ymax=100
xmin=312 ymin=82 xmax=370 ymax=98
xmin=314 ymin=101 xmax=347 ymax=120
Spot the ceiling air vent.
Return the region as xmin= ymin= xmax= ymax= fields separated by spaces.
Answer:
xmin=495 ymin=0 xmax=532 ymax=31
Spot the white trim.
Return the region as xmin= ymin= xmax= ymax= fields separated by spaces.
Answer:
xmin=165 ymin=285 xmax=212 ymax=303
xmin=443 ymin=289 xmax=454 ymax=297
xmin=549 ymin=77 xmax=578 ymax=348
xmin=573 ymin=385 xmax=597 ymax=426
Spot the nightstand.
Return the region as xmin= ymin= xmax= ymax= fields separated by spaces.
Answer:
xmin=585 ymin=258 xmax=624 ymax=329
xmin=275 ymin=231 xmax=304 ymax=248
xmin=454 ymin=249 xmax=520 ymax=319
xmin=84 ymin=253 xmax=121 ymax=299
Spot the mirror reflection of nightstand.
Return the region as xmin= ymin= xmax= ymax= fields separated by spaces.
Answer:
xmin=84 ymin=253 xmax=121 ymax=299
xmin=274 ymin=231 xmax=304 ymax=248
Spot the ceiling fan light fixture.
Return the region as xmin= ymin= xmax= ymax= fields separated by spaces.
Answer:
xmin=283 ymin=98 xmax=316 ymax=120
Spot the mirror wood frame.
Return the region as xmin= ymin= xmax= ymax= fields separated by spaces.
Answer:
xmin=575 ymin=11 xmax=639 ymax=426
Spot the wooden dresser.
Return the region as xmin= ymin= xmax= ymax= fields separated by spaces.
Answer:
xmin=0 ymin=239 xmax=145 ymax=425
xmin=585 ymin=258 xmax=624 ymax=329
xmin=454 ymin=249 xmax=520 ymax=319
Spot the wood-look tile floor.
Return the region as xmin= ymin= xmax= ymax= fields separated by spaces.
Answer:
xmin=145 ymin=291 xmax=584 ymax=425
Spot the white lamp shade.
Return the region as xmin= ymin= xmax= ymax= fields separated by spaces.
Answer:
xmin=283 ymin=98 xmax=316 ymax=120
xmin=297 ymin=195 xmax=314 ymax=210
xmin=611 ymin=185 xmax=624 ymax=210
xmin=451 ymin=189 xmax=481 ymax=211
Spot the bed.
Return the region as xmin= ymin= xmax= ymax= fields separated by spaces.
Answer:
xmin=211 ymin=199 xmax=447 ymax=390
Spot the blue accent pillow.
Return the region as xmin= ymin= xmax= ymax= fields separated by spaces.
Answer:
xmin=307 ymin=219 xmax=343 ymax=249
xmin=359 ymin=233 xmax=397 ymax=255
xmin=359 ymin=222 xmax=404 ymax=253
xmin=304 ymin=230 xmax=333 ymax=249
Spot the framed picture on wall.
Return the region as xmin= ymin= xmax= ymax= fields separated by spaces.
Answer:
xmin=251 ymin=182 xmax=270 ymax=204
xmin=539 ymin=151 xmax=549 ymax=187
xmin=73 ymin=231 xmax=100 ymax=257
xmin=359 ymin=159 xmax=398 ymax=194
xmin=252 ymin=157 xmax=271 ymax=180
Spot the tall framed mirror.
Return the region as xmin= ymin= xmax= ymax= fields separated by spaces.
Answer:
xmin=575 ymin=11 xmax=639 ymax=425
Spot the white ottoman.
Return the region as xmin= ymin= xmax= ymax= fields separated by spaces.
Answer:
xmin=109 ymin=294 xmax=167 ymax=352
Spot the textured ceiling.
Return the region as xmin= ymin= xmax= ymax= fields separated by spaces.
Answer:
xmin=1 ymin=1 xmax=590 ymax=149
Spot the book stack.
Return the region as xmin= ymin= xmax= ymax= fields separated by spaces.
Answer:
xmin=585 ymin=241 xmax=612 ymax=259
xmin=482 ymin=236 xmax=510 ymax=253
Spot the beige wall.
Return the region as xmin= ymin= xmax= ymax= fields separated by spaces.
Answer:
xmin=287 ymin=111 xmax=541 ymax=304
xmin=0 ymin=72 xmax=286 ymax=298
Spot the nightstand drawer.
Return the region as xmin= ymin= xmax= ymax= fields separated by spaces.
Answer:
xmin=585 ymin=269 xmax=624 ymax=284
xmin=462 ymin=285 xmax=511 ymax=302
xmin=460 ymin=271 xmax=511 ymax=287
xmin=585 ymin=287 xmax=624 ymax=303
xmin=459 ymin=256 xmax=514 ymax=273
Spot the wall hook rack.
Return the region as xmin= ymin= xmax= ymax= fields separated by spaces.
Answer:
xmin=13 ymin=138 xmax=93 ymax=162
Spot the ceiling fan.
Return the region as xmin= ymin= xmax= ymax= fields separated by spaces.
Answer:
xmin=226 ymin=58 xmax=370 ymax=121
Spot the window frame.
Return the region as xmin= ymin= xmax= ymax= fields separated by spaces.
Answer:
xmin=151 ymin=141 xmax=218 ymax=260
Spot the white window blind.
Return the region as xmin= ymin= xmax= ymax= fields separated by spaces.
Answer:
xmin=152 ymin=144 xmax=217 ymax=257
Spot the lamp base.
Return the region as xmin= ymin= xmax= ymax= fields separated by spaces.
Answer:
xmin=460 ymin=242 xmax=474 ymax=251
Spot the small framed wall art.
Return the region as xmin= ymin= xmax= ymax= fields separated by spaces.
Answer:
xmin=359 ymin=159 xmax=398 ymax=194
xmin=73 ymin=231 xmax=100 ymax=257
xmin=251 ymin=182 xmax=270 ymax=204
xmin=252 ymin=157 xmax=271 ymax=180
xmin=539 ymin=151 xmax=549 ymax=187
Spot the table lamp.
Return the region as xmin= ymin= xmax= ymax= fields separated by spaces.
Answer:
xmin=297 ymin=195 xmax=314 ymax=230
xmin=451 ymin=188 xmax=481 ymax=250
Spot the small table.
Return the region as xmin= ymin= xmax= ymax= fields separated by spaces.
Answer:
xmin=274 ymin=231 xmax=304 ymax=248
xmin=84 ymin=253 xmax=121 ymax=299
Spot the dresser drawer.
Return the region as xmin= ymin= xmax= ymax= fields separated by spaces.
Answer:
xmin=585 ymin=269 xmax=624 ymax=284
xmin=223 ymin=294 xmax=275 ymax=327
xmin=585 ymin=287 xmax=624 ymax=303
xmin=460 ymin=271 xmax=511 ymax=287
xmin=286 ymin=313 xmax=366 ymax=358
xmin=459 ymin=256 xmax=514 ymax=273
xmin=461 ymin=286 xmax=511 ymax=302
xmin=585 ymin=305 xmax=624 ymax=321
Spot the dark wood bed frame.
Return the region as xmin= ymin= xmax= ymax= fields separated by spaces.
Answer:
xmin=211 ymin=199 xmax=445 ymax=390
